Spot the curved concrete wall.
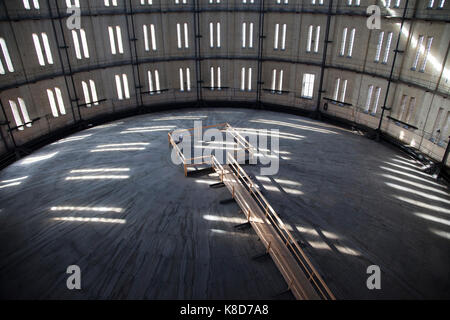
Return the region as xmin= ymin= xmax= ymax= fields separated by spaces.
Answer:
xmin=0 ymin=0 xmax=449 ymax=165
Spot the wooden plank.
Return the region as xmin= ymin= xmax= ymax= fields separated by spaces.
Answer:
xmin=220 ymin=164 xmax=321 ymax=300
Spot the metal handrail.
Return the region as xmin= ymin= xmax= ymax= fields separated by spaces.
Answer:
xmin=225 ymin=152 xmax=335 ymax=300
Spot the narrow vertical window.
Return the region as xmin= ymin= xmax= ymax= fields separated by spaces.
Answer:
xmin=406 ymin=97 xmax=416 ymax=123
xmin=72 ymin=30 xmax=82 ymax=59
xmin=372 ymin=87 xmax=381 ymax=114
xmin=278 ymin=70 xmax=283 ymax=93
xmin=116 ymin=26 xmax=123 ymax=54
xmin=80 ymin=29 xmax=89 ymax=58
xmin=184 ymin=23 xmax=189 ymax=48
xmin=41 ymin=33 xmax=53 ymax=64
xmin=217 ymin=22 xmax=221 ymax=48
xmin=177 ymin=23 xmax=182 ymax=49
xmin=431 ymin=108 xmax=444 ymax=141
xmin=365 ymin=85 xmax=374 ymax=112
xmin=210 ymin=67 xmax=214 ymax=90
xmin=340 ymin=79 xmax=347 ymax=102
xmin=155 ymin=70 xmax=160 ymax=93
xmin=150 ymin=24 xmax=156 ymax=51
xmin=274 ymin=24 xmax=279 ymax=50
xmin=419 ymin=37 xmax=433 ymax=72
xmin=271 ymin=69 xmax=277 ymax=92
xmin=210 ymin=23 xmax=214 ymax=48
xmin=143 ymin=25 xmax=149 ymax=51
xmin=18 ymin=98 xmax=31 ymax=126
xmin=148 ymin=70 xmax=154 ymax=93
xmin=90 ymin=80 xmax=98 ymax=104
xmin=412 ymin=35 xmax=424 ymax=70
xmin=179 ymin=68 xmax=184 ymax=91
xmin=438 ymin=0 xmax=445 ymax=8
xmin=9 ymin=100 xmax=24 ymax=129
xmin=115 ymin=75 xmax=123 ymax=100
xmin=240 ymin=67 xmax=252 ymax=91
xmin=301 ymin=73 xmax=315 ymax=98
xmin=347 ymin=28 xmax=355 ymax=57
xmin=122 ymin=74 xmax=130 ymax=99
xmin=82 ymin=80 xmax=91 ymax=106
xmin=382 ymin=32 xmax=393 ymax=63
xmin=33 ymin=33 xmax=45 ymax=66
xmin=242 ymin=23 xmax=246 ymax=48
xmin=399 ymin=95 xmax=407 ymax=121
xmin=281 ymin=24 xmax=286 ymax=50
xmin=249 ymin=23 xmax=253 ymax=48
xmin=0 ymin=38 xmax=14 ymax=73
xmin=340 ymin=28 xmax=347 ymax=56
xmin=217 ymin=67 xmax=221 ymax=90
xmin=334 ymin=78 xmax=340 ymax=101
xmin=307 ymin=25 xmax=313 ymax=52
xmin=108 ymin=26 xmax=116 ymax=54
xmin=47 ymin=89 xmax=58 ymax=117
xmin=375 ymin=31 xmax=384 ymax=62
xmin=55 ymin=87 xmax=66 ymax=115
xmin=186 ymin=68 xmax=191 ymax=91
xmin=314 ymin=26 xmax=320 ymax=53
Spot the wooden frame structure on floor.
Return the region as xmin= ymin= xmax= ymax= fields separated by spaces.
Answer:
xmin=168 ymin=123 xmax=255 ymax=176
xmin=168 ymin=123 xmax=335 ymax=300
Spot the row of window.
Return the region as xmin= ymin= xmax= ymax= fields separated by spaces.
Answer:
xmin=332 ymin=79 xmax=383 ymax=114
xmin=21 ymin=0 xmax=448 ymax=10
xmin=10 ymin=76 xmax=448 ymax=147
xmin=7 ymin=66 xmax=318 ymax=129
xmin=427 ymin=0 xmax=446 ymax=8
xmin=0 ymin=24 xmax=435 ymax=72
xmin=269 ymin=70 xmax=315 ymax=98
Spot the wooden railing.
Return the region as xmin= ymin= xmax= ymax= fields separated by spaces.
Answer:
xmin=170 ymin=123 xmax=228 ymax=136
xmin=224 ymin=124 xmax=256 ymax=158
xmin=224 ymin=152 xmax=335 ymax=300
xmin=168 ymin=123 xmax=254 ymax=176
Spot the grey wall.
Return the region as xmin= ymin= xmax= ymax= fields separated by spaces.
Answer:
xmin=0 ymin=0 xmax=449 ymax=165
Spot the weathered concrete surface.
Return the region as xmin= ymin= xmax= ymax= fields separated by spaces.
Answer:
xmin=0 ymin=108 xmax=449 ymax=299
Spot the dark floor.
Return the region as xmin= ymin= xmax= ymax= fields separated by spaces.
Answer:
xmin=0 ymin=108 xmax=449 ymax=299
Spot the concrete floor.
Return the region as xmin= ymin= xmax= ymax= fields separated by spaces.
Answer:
xmin=0 ymin=108 xmax=449 ymax=299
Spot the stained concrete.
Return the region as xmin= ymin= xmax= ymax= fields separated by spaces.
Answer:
xmin=0 ymin=108 xmax=449 ymax=299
